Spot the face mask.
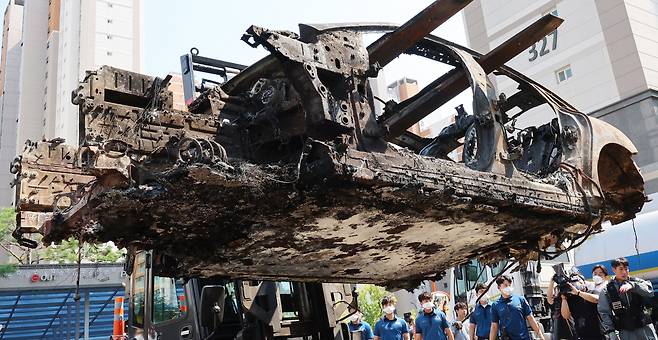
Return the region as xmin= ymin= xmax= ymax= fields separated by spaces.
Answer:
xmin=479 ymin=294 xmax=489 ymax=304
xmin=501 ymin=286 xmax=513 ymax=295
xmin=422 ymin=302 xmax=434 ymax=310
xmin=383 ymin=305 xmax=395 ymax=315
xmin=593 ymin=275 xmax=604 ymax=285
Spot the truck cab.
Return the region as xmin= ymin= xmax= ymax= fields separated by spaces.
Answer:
xmin=125 ymin=250 xmax=355 ymax=340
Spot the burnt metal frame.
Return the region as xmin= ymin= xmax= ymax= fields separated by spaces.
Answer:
xmin=180 ymin=48 xmax=248 ymax=107
xmin=9 ymin=0 xmax=645 ymax=288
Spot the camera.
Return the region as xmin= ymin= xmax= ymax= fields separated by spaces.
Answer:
xmin=552 ymin=264 xmax=581 ymax=295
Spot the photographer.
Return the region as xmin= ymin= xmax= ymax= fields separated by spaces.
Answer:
xmin=559 ymin=274 xmax=605 ymax=340
xmin=548 ymin=274 xmax=576 ymax=340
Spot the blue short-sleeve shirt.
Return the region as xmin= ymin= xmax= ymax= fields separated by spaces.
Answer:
xmin=374 ymin=316 xmax=409 ymax=340
xmin=348 ymin=320 xmax=375 ymax=340
xmin=415 ymin=308 xmax=451 ymax=340
xmin=469 ymin=302 xmax=494 ymax=338
xmin=491 ymin=295 xmax=532 ymax=340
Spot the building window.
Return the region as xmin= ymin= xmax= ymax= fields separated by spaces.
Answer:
xmin=107 ymin=2 xmax=113 ymax=8
xmin=106 ymin=51 xmax=113 ymax=56
xmin=107 ymin=19 xmax=113 ymax=24
xmin=555 ymin=65 xmax=573 ymax=83
xmin=106 ymin=34 xmax=113 ymax=40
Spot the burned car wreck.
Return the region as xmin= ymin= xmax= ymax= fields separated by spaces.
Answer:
xmin=12 ymin=0 xmax=645 ymax=289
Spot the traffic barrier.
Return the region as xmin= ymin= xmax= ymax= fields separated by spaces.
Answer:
xmin=112 ymin=296 xmax=125 ymax=339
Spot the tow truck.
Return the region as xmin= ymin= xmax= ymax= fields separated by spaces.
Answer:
xmin=124 ymin=249 xmax=356 ymax=340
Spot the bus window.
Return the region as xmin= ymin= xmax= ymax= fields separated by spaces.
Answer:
xmin=277 ymin=282 xmax=299 ymax=320
xmin=131 ymin=253 xmax=146 ymax=328
xmin=490 ymin=260 xmax=508 ymax=277
xmin=223 ymin=281 xmax=240 ymax=324
xmin=455 ymin=260 xmax=488 ymax=302
xmin=455 ymin=266 xmax=467 ymax=300
xmin=152 ymin=276 xmax=186 ymax=323
xmin=466 ymin=263 xmax=480 ymax=281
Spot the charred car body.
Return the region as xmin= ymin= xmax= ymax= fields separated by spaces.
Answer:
xmin=12 ymin=0 xmax=645 ymax=289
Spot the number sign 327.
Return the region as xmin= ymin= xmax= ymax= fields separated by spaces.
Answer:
xmin=529 ymin=30 xmax=557 ymax=62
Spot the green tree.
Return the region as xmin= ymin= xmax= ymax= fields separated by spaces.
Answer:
xmin=0 ymin=207 xmax=124 ymax=269
xmin=356 ymin=284 xmax=390 ymax=326
xmin=42 ymin=237 xmax=126 ymax=264
xmin=0 ymin=207 xmax=20 ymax=276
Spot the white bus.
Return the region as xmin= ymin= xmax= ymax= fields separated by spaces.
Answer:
xmin=574 ymin=193 xmax=658 ymax=287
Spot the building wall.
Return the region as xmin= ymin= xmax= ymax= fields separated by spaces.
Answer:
xmin=55 ymin=0 xmax=141 ymax=145
xmin=55 ymin=0 xmax=81 ymax=145
xmin=369 ymin=73 xmax=387 ymax=116
xmin=472 ymin=0 xmax=621 ymax=121
xmin=593 ymin=0 xmax=658 ymax=190
xmin=47 ymin=0 xmax=60 ymax=34
xmin=0 ymin=1 xmax=20 ymax=94
xmin=462 ymin=0 xmax=658 ymax=193
xmin=0 ymin=0 xmax=142 ymax=204
xmin=603 ymin=0 xmax=658 ymax=96
xmin=94 ymin=0 xmax=138 ymax=71
xmin=43 ymin=32 xmax=59 ymax=140
xmin=595 ymin=0 xmax=646 ymax=100
xmin=16 ymin=0 xmax=49 ymax=152
xmin=388 ymin=77 xmax=426 ymax=135
xmin=0 ymin=1 xmax=23 ymax=206
xmin=167 ymin=73 xmax=187 ymax=111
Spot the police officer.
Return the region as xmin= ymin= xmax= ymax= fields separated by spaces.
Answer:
xmin=490 ymin=275 xmax=546 ymax=340
xmin=415 ymin=292 xmax=455 ymax=340
xmin=470 ymin=283 xmax=494 ymax=340
xmin=374 ymin=295 xmax=410 ymax=340
xmin=597 ymin=258 xmax=657 ymax=340
xmin=348 ymin=309 xmax=375 ymax=340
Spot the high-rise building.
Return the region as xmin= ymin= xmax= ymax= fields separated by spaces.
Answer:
xmin=462 ymin=0 xmax=658 ymax=192
xmin=167 ymin=73 xmax=187 ymax=112
xmin=0 ymin=0 xmax=24 ymax=204
xmin=0 ymin=0 xmax=142 ymax=206
xmin=387 ymin=77 xmax=431 ymax=137
xmin=55 ymin=0 xmax=142 ymax=144
xmin=15 ymin=0 xmax=49 ymax=151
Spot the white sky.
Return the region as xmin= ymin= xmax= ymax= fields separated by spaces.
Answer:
xmin=143 ymin=0 xmax=472 ymax=129
xmin=0 ymin=0 xmax=473 ymax=131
